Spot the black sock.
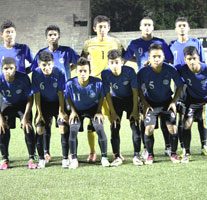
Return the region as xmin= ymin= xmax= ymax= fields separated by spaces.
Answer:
xmin=161 ymin=125 xmax=170 ymax=149
xmin=169 ymin=133 xmax=178 ymax=155
xmin=198 ymin=121 xmax=207 ymax=148
xmin=61 ymin=132 xmax=69 ymax=159
xmin=130 ymin=121 xmax=141 ymax=154
xmin=140 ymin=120 xmax=146 ymax=148
xmin=110 ymin=124 xmax=120 ymax=157
xmin=36 ymin=133 xmax=44 ymax=159
xmin=183 ymin=129 xmax=191 ymax=154
xmin=178 ymin=120 xmax=184 ymax=148
xmin=0 ymin=129 xmax=10 ymax=160
xmin=144 ymin=134 xmax=154 ymax=156
xmin=25 ymin=128 xmax=36 ymax=160
xmin=43 ymin=126 xmax=51 ymax=155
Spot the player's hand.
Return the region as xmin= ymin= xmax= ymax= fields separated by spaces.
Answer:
xmin=143 ymin=103 xmax=153 ymax=116
xmin=94 ymin=113 xmax=104 ymax=124
xmin=168 ymin=102 xmax=177 ymax=114
xmin=58 ymin=111 xmax=69 ymax=123
xmin=110 ymin=112 xmax=120 ymax=129
xmin=21 ymin=117 xmax=32 ymax=133
xmin=129 ymin=110 xmax=139 ymax=126
xmin=35 ymin=113 xmax=45 ymax=126
xmin=0 ymin=115 xmax=9 ymax=134
xmin=69 ymin=112 xmax=79 ymax=125
xmin=143 ymin=61 xmax=150 ymax=67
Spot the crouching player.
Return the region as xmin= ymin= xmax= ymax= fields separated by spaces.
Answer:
xmin=176 ymin=46 xmax=207 ymax=163
xmin=32 ymin=51 xmax=69 ymax=168
xmin=101 ymin=49 xmax=142 ymax=166
xmin=65 ymin=57 xmax=110 ymax=169
xmin=137 ymin=43 xmax=183 ymax=164
xmin=0 ymin=57 xmax=37 ymax=169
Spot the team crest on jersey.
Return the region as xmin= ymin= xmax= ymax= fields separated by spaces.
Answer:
xmin=16 ymin=55 xmax=21 ymax=61
xmin=53 ymin=82 xmax=58 ymax=88
xmin=16 ymin=89 xmax=22 ymax=94
xmin=89 ymin=91 xmax=96 ymax=98
xmin=123 ymin=81 xmax=129 ymax=85
xmin=201 ymin=80 xmax=206 ymax=85
xmin=163 ymin=79 xmax=169 ymax=85
xmin=59 ymin=58 xmax=64 ymax=64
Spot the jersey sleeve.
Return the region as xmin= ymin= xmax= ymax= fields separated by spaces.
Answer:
xmin=68 ymin=47 xmax=80 ymax=64
xmin=162 ymin=41 xmax=173 ymax=61
xmin=171 ymin=67 xmax=184 ymax=88
xmin=129 ymin=68 xmax=138 ymax=88
xmin=58 ymin=70 xmax=66 ymax=91
xmin=198 ymin=40 xmax=206 ymax=62
xmin=123 ymin=41 xmax=134 ymax=60
xmin=30 ymin=52 xmax=39 ymax=72
xmin=137 ymin=70 xmax=143 ymax=90
xmin=101 ymin=71 xmax=110 ymax=95
xmin=65 ymin=81 xmax=72 ymax=99
xmin=25 ymin=45 xmax=34 ymax=64
xmin=31 ymin=71 xmax=40 ymax=94
xmin=99 ymin=82 xmax=105 ymax=99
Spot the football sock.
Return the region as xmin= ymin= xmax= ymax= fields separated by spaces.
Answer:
xmin=43 ymin=126 xmax=51 ymax=155
xmin=25 ymin=128 xmax=36 ymax=159
xmin=198 ymin=120 xmax=207 ymax=148
xmin=130 ymin=120 xmax=141 ymax=153
xmin=111 ymin=123 xmax=120 ymax=156
xmin=161 ymin=125 xmax=170 ymax=149
xmin=183 ymin=129 xmax=191 ymax=154
xmin=144 ymin=134 xmax=154 ymax=156
xmin=0 ymin=129 xmax=10 ymax=160
xmin=36 ymin=133 xmax=44 ymax=159
xmin=178 ymin=119 xmax=184 ymax=148
xmin=140 ymin=120 xmax=146 ymax=148
xmin=61 ymin=132 xmax=69 ymax=159
xmin=169 ymin=133 xmax=178 ymax=155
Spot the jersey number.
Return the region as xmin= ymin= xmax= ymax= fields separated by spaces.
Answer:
xmin=110 ymin=83 xmax=118 ymax=89
xmin=187 ymin=79 xmax=192 ymax=86
xmin=73 ymin=93 xmax=80 ymax=101
xmin=40 ymin=82 xmax=45 ymax=90
xmin=149 ymin=81 xmax=154 ymax=89
xmin=1 ymin=90 xmax=11 ymax=97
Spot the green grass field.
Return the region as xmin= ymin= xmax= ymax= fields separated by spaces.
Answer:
xmin=0 ymin=116 xmax=207 ymax=200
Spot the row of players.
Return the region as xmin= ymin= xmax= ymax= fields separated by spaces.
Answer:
xmin=0 ymin=15 xmax=206 ymax=169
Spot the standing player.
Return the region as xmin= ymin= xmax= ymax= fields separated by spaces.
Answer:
xmin=81 ymin=15 xmax=124 ymax=162
xmin=176 ymin=46 xmax=207 ymax=163
xmin=137 ymin=43 xmax=183 ymax=165
xmin=0 ymin=57 xmax=37 ymax=170
xmin=123 ymin=16 xmax=173 ymax=158
xmin=102 ymin=50 xmax=142 ymax=166
xmin=169 ymin=17 xmax=206 ymax=153
xmin=30 ymin=25 xmax=79 ymax=161
xmin=65 ymin=57 xmax=110 ymax=169
xmin=0 ymin=20 xmax=33 ymax=74
xmin=32 ymin=51 xmax=69 ymax=168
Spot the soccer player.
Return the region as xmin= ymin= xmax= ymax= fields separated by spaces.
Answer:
xmin=65 ymin=57 xmax=110 ymax=169
xmin=102 ymin=49 xmax=142 ymax=166
xmin=30 ymin=25 xmax=79 ymax=161
xmin=81 ymin=15 xmax=124 ymax=162
xmin=137 ymin=43 xmax=183 ymax=165
xmin=176 ymin=46 xmax=207 ymax=163
xmin=0 ymin=57 xmax=37 ymax=170
xmin=169 ymin=17 xmax=206 ymax=152
xmin=0 ymin=20 xmax=33 ymax=74
xmin=32 ymin=51 xmax=69 ymax=168
xmin=123 ymin=16 xmax=173 ymax=158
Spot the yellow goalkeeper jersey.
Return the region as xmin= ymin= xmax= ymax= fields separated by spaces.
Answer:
xmin=82 ymin=36 xmax=124 ymax=78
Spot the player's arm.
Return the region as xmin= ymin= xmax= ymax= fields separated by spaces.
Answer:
xmin=138 ymin=89 xmax=153 ymax=116
xmin=94 ymin=97 xmax=104 ymax=124
xmin=21 ymin=95 xmax=33 ymax=133
xmin=67 ymin=98 xmax=79 ymax=124
xmin=0 ymin=112 xmax=9 ymax=134
xmin=168 ymin=85 xmax=183 ymax=114
xmin=129 ymin=88 xmax=139 ymax=125
xmin=106 ymin=92 xmax=120 ymax=127
xmin=57 ymin=90 xmax=68 ymax=122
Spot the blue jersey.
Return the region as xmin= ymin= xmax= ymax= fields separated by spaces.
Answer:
xmin=123 ymin=37 xmax=173 ymax=71
xmin=137 ymin=63 xmax=183 ymax=102
xmin=0 ymin=71 xmax=32 ymax=104
xmin=0 ymin=43 xmax=33 ymax=73
xmin=32 ymin=66 xmax=65 ymax=102
xmin=101 ymin=66 xmax=138 ymax=97
xmin=169 ymin=38 xmax=206 ymax=67
xmin=30 ymin=45 xmax=79 ymax=81
xmin=65 ymin=76 xmax=105 ymax=111
xmin=176 ymin=63 xmax=207 ymax=100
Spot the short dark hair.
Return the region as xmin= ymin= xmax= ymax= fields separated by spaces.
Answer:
xmin=1 ymin=57 xmax=16 ymax=67
xmin=1 ymin=20 xmax=16 ymax=32
xmin=39 ymin=51 xmax=54 ymax=62
xmin=76 ymin=57 xmax=91 ymax=70
xmin=149 ymin=43 xmax=163 ymax=54
xmin=183 ymin=46 xmax=199 ymax=57
xmin=93 ymin=15 xmax=110 ymax=27
xmin=45 ymin=25 xmax=60 ymax=36
xmin=175 ymin=17 xmax=189 ymax=26
xmin=108 ymin=49 xmax=122 ymax=60
xmin=140 ymin=16 xmax=153 ymax=26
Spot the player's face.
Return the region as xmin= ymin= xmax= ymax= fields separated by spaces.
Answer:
xmin=108 ymin=57 xmax=122 ymax=76
xmin=184 ymin=54 xmax=200 ymax=73
xmin=149 ymin=49 xmax=165 ymax=68
xmin=39 ymin=60 xmax=54 ymax=75
xmin=93 ymin=22 xmax=110 ymax=38
xmin=1 ymin=27 xmax=16 ymax=44
xmin=140 ymin=19 xmax=154 ymax=35
xmin=46 ymin=30 xmax=60 ymax=45
xmin=2 ymin=64 xmax=16 ymax=82
xmin=77 ymin=65 xmax=90 ymax=82
xmin=175 ymin=21 xmax=190 ymax=36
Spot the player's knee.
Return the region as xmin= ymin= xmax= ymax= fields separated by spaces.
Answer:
xmin=36 ymin=126 xmax=45 ymax=135
xmin=59 ymin=125 xmax=68 ymax=134
xmin=145 ymin=125 xmax=154 ymax=135
xmin=184 ymin=118 xmax=193 ymax=130
xmin=167 ymin=124 xmax=177 ymax=134
xmin=70 ymin=123 xmax=80 ymax=133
